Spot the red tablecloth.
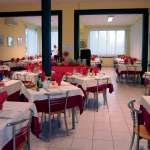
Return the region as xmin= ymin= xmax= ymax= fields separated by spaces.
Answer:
xmin=22 ymin=95 xmax=84 ymax=115
xmin=144 ymin=79 xmax=150 ymax=86
xmin=52 ymin=66 xmax=89 ymax=74
xmin=139 ymin=105 xmax=150 ymax=133
xmin=116 ymin=68 xmax=141 ymax=76
xmin=86 ymin=83 xmax=114 ymax=93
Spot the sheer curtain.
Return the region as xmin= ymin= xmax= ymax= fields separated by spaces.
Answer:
xmin=51 ymin=31 xmax=58 ymax=56
xmin=25 ymin=28 xmax=38 ymax=56
xmin=89 ymin=30 xmax=126 ymax=56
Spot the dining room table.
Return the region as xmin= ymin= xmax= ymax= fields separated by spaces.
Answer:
xmin=66 ymin=73 xmax=114 ymax=99
xmin=0 ymin=101 xmax=40 ymax=150
xmin=116 ymin=63 xmax=142 ymax=82
xmin=20 ymin=81 xmax=84 ymax=129
xmin=12 ymin=70 xmax=39 ymax=84
xmin=0 ymin=65 xmax=10 ymax=72
xmin=0 ymin=79 xmax=22 ymax=96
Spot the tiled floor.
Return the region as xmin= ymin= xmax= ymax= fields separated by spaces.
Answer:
xmin=31 ymin=67 xmax=148 ymax=150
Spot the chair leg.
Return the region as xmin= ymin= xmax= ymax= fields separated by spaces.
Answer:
xmin=64 ymin=111 xmax=69 ymax=136
xmin=84 ymin=96 xmax=88 ymax=109
xmin=103 ymin=90 xmax=108 ymax=107
xmin=57 ymin=113 xmax=61 ymax=128
xmin=129 ymin=132 xmax=135 ymax=150
xmin=48 ymin=113 xmax=52 ymax=140
xmin=74 ymin=109 xmax=78 ymax=123
xmin=96 ymin=92 xmax=98 ymax=112
xmin=27 ymin=130 xmax=31 ymax=150
xmin=147 ymin=140 xmax=150 ymax=150
xmin=136 ymin=135 xmax=140 ymax=150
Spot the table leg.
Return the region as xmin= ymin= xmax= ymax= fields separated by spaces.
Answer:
xmin=72 ymin=107 xmax=75 ymax=129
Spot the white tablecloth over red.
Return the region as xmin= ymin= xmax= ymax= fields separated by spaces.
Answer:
xmin=0 ymin=65 xmax=10 ymax=71
xmin=0 ymin=80 xmax=22 ymax=96
xmin=21 ymin=81 xmax=84 ymax=102
xmin=67 ymin=74 xmax=112 ymax=90
xmin=0 ymin=101 xmax=40 ymax=150
xmin=20 ymin=81 xmax=84 ymax=114
xmin=12 ymin=71 xmax=39 ymax=84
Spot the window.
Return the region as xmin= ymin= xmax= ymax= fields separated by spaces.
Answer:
xmin=51 ymin=31 xmax=58 ymax=56
xmin=25 ymin=28 xmax=38 ymax=56
xmin=89 ymin=30 xmax=126 ymax=56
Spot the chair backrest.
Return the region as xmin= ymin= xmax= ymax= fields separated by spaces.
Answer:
xmin=128 ymin=100 xmax=141 ymax=132
xmin=7 ymin=109 xmax=33 ymax=150
xmin=95 ymin=77 xmax=109 ymax=92
xmin=126 ymin=65 xmax=137 ymax=72
xmin=46 ymin=91 xmax=69 ymax=114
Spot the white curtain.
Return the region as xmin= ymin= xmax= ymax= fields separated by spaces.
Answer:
xmin=25 ymin=28 xmax=38 ymax=56
xmin=89 ymin=30 xmax=126 ymax=56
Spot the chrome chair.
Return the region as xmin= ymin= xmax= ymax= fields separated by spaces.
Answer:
xmin=46 ymin=91 xmax=69 ymax=139
xmin=86 ymin=77 xmax=109 ymax=111
xmin=144 ymin=74 xmax=150 ymax=95
xmin=128 ymin=100 xmax=150 ymax=150
xmin=7 ymin=109 xmax=33 ymax=150
xmin=126 ymin=65 xmax=140 ymax=83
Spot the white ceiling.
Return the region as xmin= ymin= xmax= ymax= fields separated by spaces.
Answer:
xmin=80 ymin=14 xmax=142 ymax=26
xmin=14 ymin=16 xmax=58 ymax=27
xmin=2 ymin=14 xmax=141 ymax=27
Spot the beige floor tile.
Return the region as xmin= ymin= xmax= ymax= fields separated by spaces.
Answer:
xmin=93 ymin=130 xmax=112 ymax=140
xmin=93 ymin=140 xmax=114 ymax=150
xmin=49 ymin=136 xmax=73 ymax=149
xmin=114 ymin=140 xmax=130 ymax=150
xmin=71 ymin=138 xmax=92 ymax=150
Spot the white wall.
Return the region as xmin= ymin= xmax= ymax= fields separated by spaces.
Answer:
xmin=130 ymin=18 xmax=142 ymax=60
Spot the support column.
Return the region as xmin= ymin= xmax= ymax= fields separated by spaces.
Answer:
xmin=142 ymin=11 xmax=149 ymax=72
xmin=42 ymin=0 xmax=51 ymax=76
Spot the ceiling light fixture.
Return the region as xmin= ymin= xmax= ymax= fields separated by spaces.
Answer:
xmin=107 ymin=16 xmax=114 ymax=22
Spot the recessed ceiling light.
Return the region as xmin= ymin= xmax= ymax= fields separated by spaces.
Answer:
xmin=107 ymin=16 xmax=114 ymax=22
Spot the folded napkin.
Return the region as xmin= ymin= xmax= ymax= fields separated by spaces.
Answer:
xmin=26 ymin=64 xmax=34 ymax=72
xmin=81 ymin=68 xmax=88 ymax=75
xmin=0 ymin=91 xmax=8 ymax=110
xmin=51 ymin=72 xmax=64 ymax=86
xmin=92 ymin=67 xmax=99 ymax=75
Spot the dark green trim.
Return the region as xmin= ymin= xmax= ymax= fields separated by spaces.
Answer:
xmin=74 ymin=11 xmax=80 ymax=60
xmin=142 ymin=12 xmax=149 ymax=73
xmin=57 ymin=11 xmax=63 ymax=58
xmin=42 ymin=0 xmax=51 ymax=76
xmin=74 ymin=8 xmax=149 ymax=73
xmin=0 ymin=11 xmax=42 ymax=17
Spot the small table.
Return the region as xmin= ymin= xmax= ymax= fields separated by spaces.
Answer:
xmin=0 ymin=80 xmax=22 ymax=96
xmin=116 ymin=64 xmax=142 ymax=82
xmin=0 ymin=65 xmax=10 ymax=71
xmin=12 ymin=71 xmax=39 ymax=84
xmin=21 ymin=81 xmax=84 ymax=129
xmin=67 ymin=74 xmax=112 ymax=91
